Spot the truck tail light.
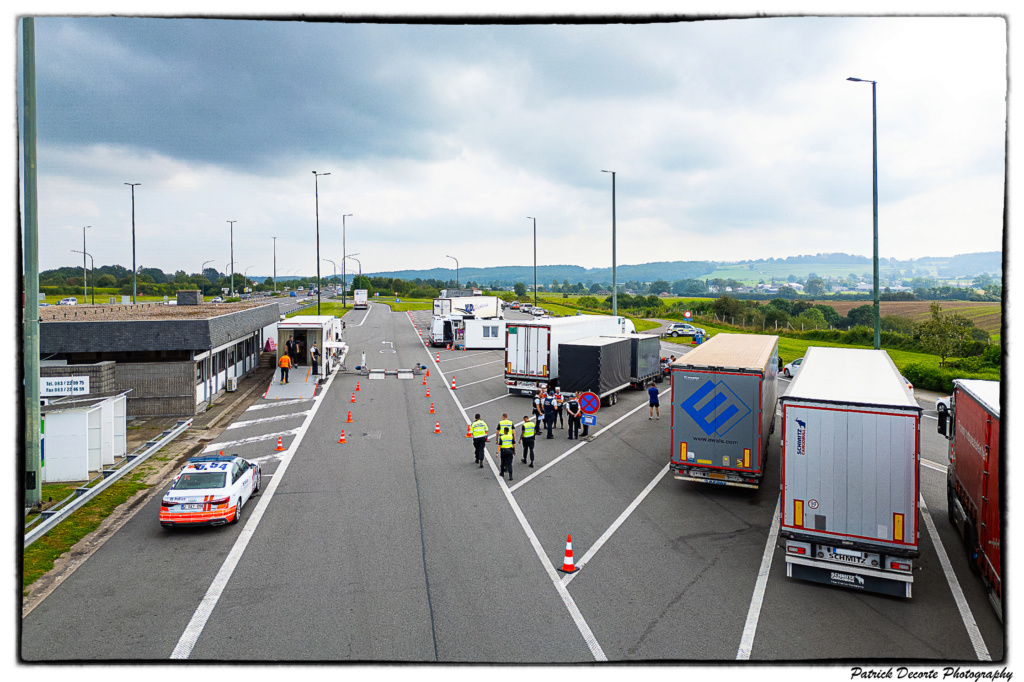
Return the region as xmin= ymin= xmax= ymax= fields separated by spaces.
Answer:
xmin=787 ymin=546 xmax=806 ymax=555
xmin=889 ymin=560 xmax=911 ymax=572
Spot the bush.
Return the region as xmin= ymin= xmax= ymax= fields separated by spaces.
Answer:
xmin=901 ymin=362 xmax=1000 ymax=394
xmin=981 ymin=344 xmax=1002 ymax=367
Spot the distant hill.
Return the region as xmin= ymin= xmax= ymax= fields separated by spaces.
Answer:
xmin=364 ymin=252 xmax=1002 ymax=285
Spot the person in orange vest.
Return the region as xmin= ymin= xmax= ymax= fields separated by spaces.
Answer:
xmin=279 ymin=352 xmax=292 ymax=384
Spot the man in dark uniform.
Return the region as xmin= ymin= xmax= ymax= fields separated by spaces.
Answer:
xmin=542 ymin=391 xmax=557 ymax=439
xmin=566 ymin=393 xmax=581 ymax=440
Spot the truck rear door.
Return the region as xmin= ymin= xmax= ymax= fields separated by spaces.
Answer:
xmin=506 ymin=325 xmax=550 ymax=379
xmin=673 ymin=369 xmax=762 ymax=475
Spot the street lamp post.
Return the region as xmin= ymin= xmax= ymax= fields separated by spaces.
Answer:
xmin=323 ymin=258 xmax=338 ymax=288
xmin=80 ymin=225 xmax=90 ymax=303
xmin=227 ymin=220 xmax=237 ymax=297
xmin=527 ymin=217 xmax=537 ymax=308
xmin=244 ymin=266 xmax=254 ymax=293
xmin=124 ymin=183 xmax=140 ymax=303
xmin=346 ymin=254 xmax=361 ymax=278
xmin=601 ymin=170 xmax=617 ymax=316
xmin=341 ymin=213 xmax=352 ymax=308
xmin=272 ymin=237 xmax=277 ymax=292
xmin=446 ymin=255 xmax=459 ymax=288
xmin=201 ymin=259 xmax=213 ymax=298
xmin=71 ymin=249 xmax=94 ymax=304
xmin=313 ymin=171 xmax=331 ymax=315
xmin=847 ymin=76 xmax=881 ymax=350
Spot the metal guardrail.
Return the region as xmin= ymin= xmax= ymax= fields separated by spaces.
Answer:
xmin=24 ymin=417 xmax=193 ymax=548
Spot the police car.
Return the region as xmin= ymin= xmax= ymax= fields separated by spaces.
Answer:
xmin=160 ymin=454 xmax=261 ymax=528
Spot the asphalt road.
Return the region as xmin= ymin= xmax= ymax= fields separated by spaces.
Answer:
xmin=21 ymin=304 xmax=1004 ymax=663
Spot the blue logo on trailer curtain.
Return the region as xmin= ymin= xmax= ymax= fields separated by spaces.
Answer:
xmin=680 ymin=380 xmax=751 ymax=437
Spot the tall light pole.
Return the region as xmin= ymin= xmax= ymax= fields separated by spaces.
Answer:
xmin=601 ymin=170 xmax=617 ymax=316
xmin=272 ymin=236 xmax=277 ymax=292
xmin=527 ymin=217 xmax=537 ymax=308
xmin=227 ymin=220 xmax=237 ymax=297
xmin=71 ymin=249 xmax=94 ymax=304
xmin=201 ymin=259 xmax=213 ymax=299
xmin=124 ymin=182 xmax=140 ymax=303
xmin=323 ymin=258 xmax=339 ymax=287
xmin=80 ymin=225 xmax=91 ymax=303
xmin=244 ymin=266 xmax=255 ymax=293
xmin=346 ymin=254 xmax=361 ymax=278
xmin=446 ymin=255 xmax=459 ymax=288
xmin=341 ymin=213 xmax=352 ymax=308
xmin=313 ymin=171 xmax=330 ymax=315
xmin=847 ymin=77 xmax=881 ymax=350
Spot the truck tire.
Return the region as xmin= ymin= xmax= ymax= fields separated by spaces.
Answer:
xmin=612 ymin=392 xmax=618 ymax=405
xmin=655 ymin=375 xmax=663 ymax=384
xmin=965 ymin=525 xmax=981 ymax=576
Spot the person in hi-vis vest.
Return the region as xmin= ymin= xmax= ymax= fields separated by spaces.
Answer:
xmin=498 ymin=425 xmax=516 ymax=481
xmin=520 ymin=416 xmax=537 ymax=467
xmin=471 ymin=414 xmax=488 ymax=468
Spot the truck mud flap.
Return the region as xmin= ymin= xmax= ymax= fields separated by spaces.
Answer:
xmin=786 ymin=556 xmax=912 ymax=598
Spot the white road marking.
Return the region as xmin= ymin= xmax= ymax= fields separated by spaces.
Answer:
xmin=412 ymin=314 xmax=607 ymax=662
xmin=509 ymin=387 xmax=672 ymax=493
xmin=171 ymin=365 xmax=341 ymax=659
xmin=438 ymin=358 xmax=504 ymax=373
xmin=351 ymin=303 xmax=372 ymax=326
xmin=562 ymin=464 xmax=670 ymax=586
xmin=245 ymin=398 xmax=312 ymax=411
xmin=457 ymin=374 xmax=505 ymax=388
xmin=736 ymin=495 xmax=781 ymax=660
xmin=438 ymin=351 xmax=494 ymax=362
xmin=921 ymin=458 xmax=947 ymax=473
xmin=463 ymin=393 xmax=514 ymax=410
xmin=227 ymin=411 xmax=310 ymax=429
xmin=202 ymin=428 xmax=302 ymax=453
xmin=919 ymin=494 xmax=991 ymax=661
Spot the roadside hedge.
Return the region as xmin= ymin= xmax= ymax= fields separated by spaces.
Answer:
xmin=900 ymin=362 xmax=1001 ymax=394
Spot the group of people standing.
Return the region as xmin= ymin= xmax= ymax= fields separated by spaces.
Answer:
xmin=533 ymin=387 xmax=587 ymax=441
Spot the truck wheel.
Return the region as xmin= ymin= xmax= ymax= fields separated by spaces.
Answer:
xmin=655 ymin=375 xmax=663 ymax=384
xmin=612 ymin=393 xmax=618 ymax=405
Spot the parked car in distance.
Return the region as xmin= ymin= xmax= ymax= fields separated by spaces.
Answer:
xmin=210 ymin=297 xmax=224 ymax=303
xmin=58 ymin=297 xmax=78 ymax=305
xmin=782 ymin=357 xmax=803 ymax=377
xmin=936 ymin=395 xmax=950 ymax=414
xmin=510 ymin=301 xmax=520 ymax=310
xmin=666 ymin=322 xmax=705 ymax=337
xmin=532 ymin=308 xmax=546 ymax=316
xmin=39 ymin=302 xmax=51 ymax=306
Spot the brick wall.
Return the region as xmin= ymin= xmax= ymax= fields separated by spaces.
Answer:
xmin=177 ymin=290 xmax=203 ymax=305
xmin=41 ymin=361 xmax=116 ymax=394
xmin=113 ymin=362 xmax=195 ymax=416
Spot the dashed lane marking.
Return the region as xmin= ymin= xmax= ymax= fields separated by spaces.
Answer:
xmin=463 ymin=393 xmax=514 ymax=410
xmin=227 ymin=411 xmax=311 ymax=429
xmin=457 ymin=374 xmax=505 ymax=388
xmin=202 ymin=428 xmax=301 ymax=453
xmin=736 ymin=495 xmax=781 ymax=660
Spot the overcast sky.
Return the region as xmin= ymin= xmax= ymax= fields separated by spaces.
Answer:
xmin=15 ymin=12 xmax=1008 ymax=279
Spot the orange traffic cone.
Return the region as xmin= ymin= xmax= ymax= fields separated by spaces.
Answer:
xmin=351 ymin=392 xmax=356 ymax=403
xmin=451 ymin=377 xmax=457 ymax=390
xmin=436 ymin=353 xmax=440 ymax=362
xmin=430 ymin=402 xmax=436 ymax=414
xmin=275 ymin=436 xmax=284 ymax=451
xmin=434 ymin=421 xmax=441 ymax=434
xmin=558 ymin=534 xmax=578 ymax=573
xmin=355 ymin=381 xmax=360 ymax=391
xmin=426 ymin=388 xmax=431 ymax=398
xmin=426 ymin=369 xmax=430 ymax=377
xmin=465 ymin=424 xmax=473 ymax=438
xmin=338 ymin=430 xmax=347 ymax=444
xmin=346 ymin=410 xmax=353 ymax=423
xmin=422 ymin=375 xmax=427 ymax=385
xmin=219 ymin=450 xmax=224 ymax=456
xmin=447 ymin=343 xmax=451 ymax=350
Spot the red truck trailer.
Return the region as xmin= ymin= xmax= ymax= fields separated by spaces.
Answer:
xmin=938 ymin=379 xmax=1001 ymax=620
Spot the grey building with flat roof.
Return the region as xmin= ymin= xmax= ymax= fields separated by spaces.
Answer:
xmin=39 ymin=300 xmax=280 ymax=416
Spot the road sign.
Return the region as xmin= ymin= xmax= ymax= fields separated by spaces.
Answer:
xmin=582 ymin=414 xmax=597 ymax=427
xmin=578 ymin=391 xmax=600 ymax=415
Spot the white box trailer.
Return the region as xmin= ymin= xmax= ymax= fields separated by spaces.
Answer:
xmin=277 ymin=315 xmax=339 ymax=381
xmin=432 ymin=296 xmax=503 ymax=320
xmin=453 ymin=317 xmax=507 ymax=349
xmin=669 ymin=333 xmax=779 ymax=489
xmin=504 ymin=315 xmax=636 ymax=396
xmin=779 ymin=347 xmax=922 ymax=598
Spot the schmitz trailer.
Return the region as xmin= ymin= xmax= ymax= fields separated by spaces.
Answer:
xmin=669 ymin=333 xmax=778 ymax=489
xmin=779 ymin=347 xmax=922 ymax=598
xmin=432 ymin=296 xmax=502 ymax=319
xmin=453 ymin=317 xmax=506 ymax=350
xmin=505 ymin=315 xmax=636 ymax=396
xmin=603 ymin=332 xmax=661 ymax=388
xmin=559 ymin=336 xmax=631 ymax=406
xmin=938 ymin=379 xmax=1001 ymax=620
xmin=353 ymin=289 xmax=368 ymax=309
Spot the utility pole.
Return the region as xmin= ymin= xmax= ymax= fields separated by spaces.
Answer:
xmin=527 ymin=217 xmax=537 ymax=308
xmin=227 ymin=220 xmax=236 ymax=297
xmin=272 ymin=236 xmax=277 ymax=292
xmin=125 ymin=182 xmax=140 ymax=303
xmin=81 ymin=225 xmax=90 ymax=303
xmin=23 ymin=17 xmax=41 ymax=508
xmin=602 ymin=170 xmax=617 ymax=316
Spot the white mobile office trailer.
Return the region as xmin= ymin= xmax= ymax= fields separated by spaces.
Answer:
xmin=432 ymin=296 xmax=503 ymax=319
xmin=453 ymin=318 xmax=507 ymax=349
xmin=779 ymin=346 xmax=922 ymax=598
xmin=504 ymin=315 xmax=636 ymax=396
